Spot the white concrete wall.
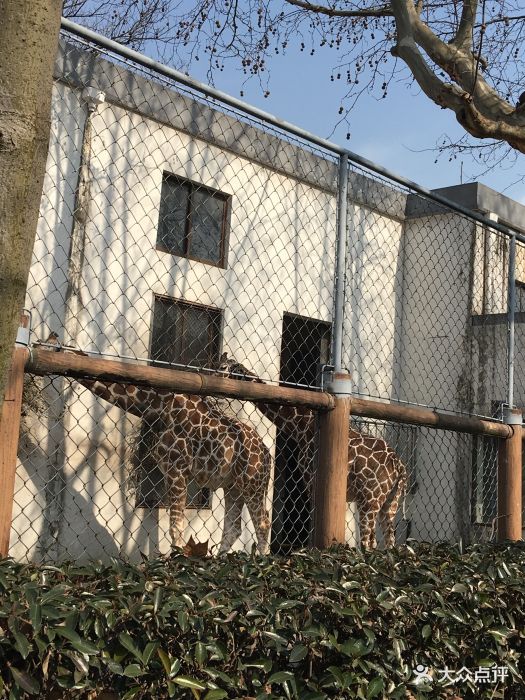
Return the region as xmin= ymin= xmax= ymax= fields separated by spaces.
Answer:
xmin=398 ymin=213 xmax=475 ymax=541
xmin=25 ymin=82 xmax=86 ymax=339
xmin=343 ymin=205 xmax=405 ymax=403
xmin=469 ymin=225 xmax=525 ymax=416
xmin=15 ymin=82 xmax=342 ymax=561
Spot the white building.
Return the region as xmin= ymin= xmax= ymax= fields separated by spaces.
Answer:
xmin=10 ymin=38 xmax=525 ymax=561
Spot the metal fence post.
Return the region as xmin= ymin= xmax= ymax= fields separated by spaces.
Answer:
xmin=507 ymin=232 xmax=517 ymax=410
xmin=331 ymin=152 xmax=349 ymax=373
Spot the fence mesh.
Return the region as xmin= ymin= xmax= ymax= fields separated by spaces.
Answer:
xmin=14 ymin=370 xmax=499 ymax=562
xmin=7 ymin=26 xmax=523 ymax=562
xmin=30 ymin=35 xmax=338 ymax=385
xmin=16 ymin=371 xmax=322 ymax=562
xmin=343 ymin=162 xmax=512 ymax=419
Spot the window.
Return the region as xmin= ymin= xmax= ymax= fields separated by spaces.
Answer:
xmin=135 ymin=297 xmax=223 ymax=510
xmin=279 ymin=313 xmax=331 ymax=388
xmin=471 ymin=400 xmax=502 ymax=525
xmin=151 ymin=296 xmax=223 ymax=370
xmin=157 ymin=173 xmax=230 ymax=267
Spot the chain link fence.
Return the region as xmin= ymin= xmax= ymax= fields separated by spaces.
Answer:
xmin=343 ymin=163 xmax=517 ymax=419
xmin=7 ymin=22 xmax=524 ymax=562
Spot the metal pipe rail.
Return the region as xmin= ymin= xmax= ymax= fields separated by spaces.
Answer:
xmin=350 ymin=397 xmax=512 ymax=438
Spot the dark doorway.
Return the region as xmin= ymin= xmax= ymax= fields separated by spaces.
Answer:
xmin=271 ymin=313 xmax=331 ymax=554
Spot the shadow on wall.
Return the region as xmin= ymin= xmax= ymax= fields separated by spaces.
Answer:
xmin=14 ymin=374 xmax=169 ymax=562
xmin=15 ymin=375 xmax=119 ymax=561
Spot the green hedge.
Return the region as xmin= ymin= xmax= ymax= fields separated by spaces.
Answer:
xmin=0 ymin=543 xmax=524 ymax=699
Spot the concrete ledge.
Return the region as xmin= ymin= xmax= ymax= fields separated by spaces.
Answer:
xmin=55 ymin=39 xmax=338 ymax=194
xmin=406 ymin=182 xmax=525 ymax=232
xmin=54 ymin=38 xmax=409 ymax=221
xmin=348 ymin=169 xmax=407 ymax=220
xmin=472 ymin=312 xmax=525 ymax=326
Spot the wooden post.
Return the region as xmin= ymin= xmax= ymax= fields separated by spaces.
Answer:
xmin=497 ymin=408 xmax=522 ymax=542
xmin=313 ymin=372 xmax=351 ymax=548
xmin=0 ymin=317 xmax=28 ymax=557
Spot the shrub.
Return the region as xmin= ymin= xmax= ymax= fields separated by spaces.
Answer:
xmin=0 ymin=543 xmax=524 ymax=699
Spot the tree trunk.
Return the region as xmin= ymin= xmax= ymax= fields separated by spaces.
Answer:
xmin=0 ymin=0 xmax=63 ymax=414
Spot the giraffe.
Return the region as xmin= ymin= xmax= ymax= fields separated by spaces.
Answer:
xmin=215 ymin=352 xmax=407 ymax=549
xmin=42 ymin=342 xmax=272 ymax=554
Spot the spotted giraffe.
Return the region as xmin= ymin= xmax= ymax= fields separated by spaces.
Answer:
xmin=216 ymin=352 xmax=407 ymax=549
xmin=65 ymin=372 xmax=272 ymax=554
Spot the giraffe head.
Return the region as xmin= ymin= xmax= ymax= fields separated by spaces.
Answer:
xmin=214 ymin=352 xmax=262 ymax=383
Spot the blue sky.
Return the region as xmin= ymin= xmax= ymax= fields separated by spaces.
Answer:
xmin=171 ymin=36 xmax=525 ymax=205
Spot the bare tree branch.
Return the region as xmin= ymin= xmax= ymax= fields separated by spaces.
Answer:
xmin=61 ymin=0 xmax=525 ymax=160
xmin=284 ymin=0 xmax=392 ymax=18
xmin=477 ymin=13 xmax=525 ymax=28
xmin=452 ymin=0 xmax=478 ymax=50
xmin=390 ymin=0 xmax=525 ymax=150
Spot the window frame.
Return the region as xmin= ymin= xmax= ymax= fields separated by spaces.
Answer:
xmin=471 ymin=434 xmax=498 ymax=525
xmin=471 ymin=400 xmax=504 ymax=526
xmin=149 ymin=294 xmax=224 ymax=371
xmin=156 ymin=172 xmax=231 ymax=269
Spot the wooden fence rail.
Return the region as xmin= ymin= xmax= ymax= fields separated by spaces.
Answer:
xmin=23 ymin=348 xmax=516 ymax=437
xmin=0 ymin=341 xmax=522 ymax=556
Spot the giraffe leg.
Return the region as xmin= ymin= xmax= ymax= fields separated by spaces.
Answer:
xmin=219 ymin=487 xmax=243 ymax=554
xmin=246 ymin=448 xmax=272 ymax=555
xmin=165 ymin=471 xmax=187 ymax=549
xmin=357 ymin=501 xmax=378 ymax=550
xmin=245 ymin=491 xmax=271 ymax=555
xmin=154 ymin=432 xmax=192 ymax=549
xmin=378 ymin=501 xmax=396 ymax=548
xmin=378 ymin=470 xmax=407 ymax=548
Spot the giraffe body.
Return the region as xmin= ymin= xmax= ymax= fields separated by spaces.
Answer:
xmin=216 ymin=353 xmax=407 ymax=549
xmin=347 ymin=432 xmax=407 ymax=549
xmin=78 ymin=378 xmax=271 ymax=553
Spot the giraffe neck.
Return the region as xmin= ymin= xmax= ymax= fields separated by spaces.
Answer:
xmin=78 ymin=378 xmax=168 ymax=417
xmin=235 ymin=366 xmax=313 ymax=437
xmin=79 ymin=376 xmax=224 ymax=424
xmin=348 ymin=426 xmax=363 ymax=440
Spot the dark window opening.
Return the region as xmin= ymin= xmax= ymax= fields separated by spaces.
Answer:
xmin=279 ymin=313 xmax=331 ymax=388
xmin=157 ymin=173 xmax=230 ymax=267
xmin=151 ymin=295 xmax=222 ymax=370
xmin=135 ymin=297 xmax=222 ymax=510
xmin=516 ymin=281 xmax=525 ymax=313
